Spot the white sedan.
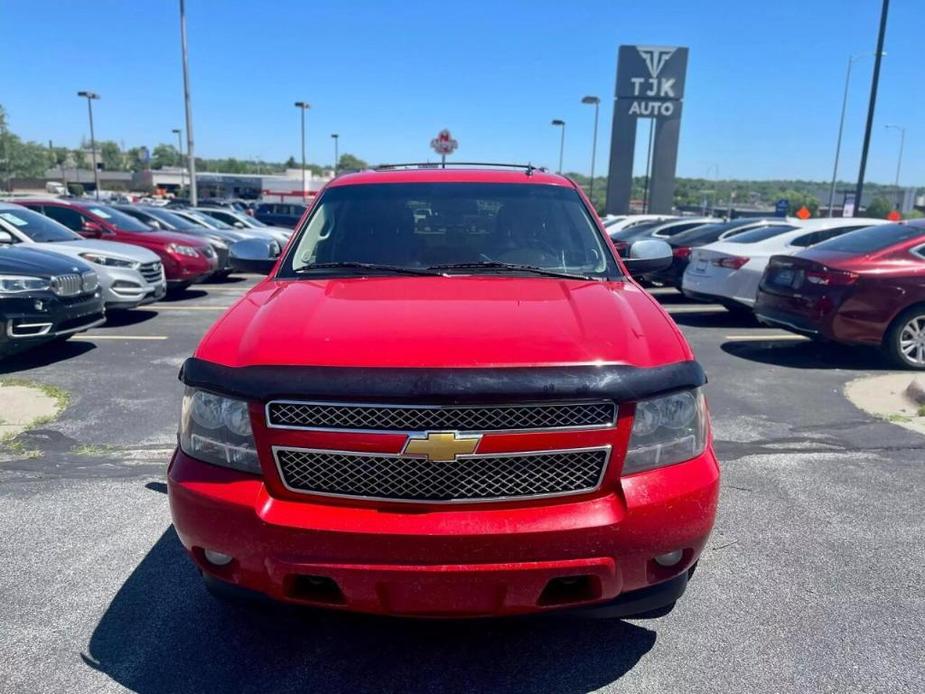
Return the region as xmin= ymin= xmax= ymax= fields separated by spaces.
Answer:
xmin=681 ymin=217 xmax=888 ymax=310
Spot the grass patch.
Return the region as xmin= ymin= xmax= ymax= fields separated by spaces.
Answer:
xmin=0 ymin=378 xmax=71 ymax=411
xmin=0 ymin=378 xmax=71 ymax=458
xmin=918 ymin=405 xmax=925 ymax=418
xmin=71 ymin=443 xmax=117 ymax=457
xmin=884 ymin=413 xmax=913 ymax=424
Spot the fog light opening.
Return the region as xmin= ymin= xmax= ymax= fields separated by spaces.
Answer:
xmin=654 ymin=550 xmax=684 ymax=568
xmin=538 ymin=575 xmax=600 ymax=606
xmin=288 ymin=574 xmax=345 ymax=605
xmin=203 ymin=549 xmax=234 ymax=567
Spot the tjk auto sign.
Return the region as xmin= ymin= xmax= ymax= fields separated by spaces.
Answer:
xmin=606 ymin=45 xmax=689 ymax=215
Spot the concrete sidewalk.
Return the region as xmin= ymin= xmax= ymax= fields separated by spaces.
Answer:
xmin=0 ymin=381 xmax=67 ymax=439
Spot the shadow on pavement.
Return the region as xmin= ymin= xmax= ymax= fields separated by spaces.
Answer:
xmin=103 ymin=310 xmax=159 ymax=328
xmin=0 ymin=339 xmax=96 ymax=374
xmin=200 ymin=275 xmax=247 ymax=285
xmin=82 ymin=528 xmax=656 ymax=694
xmin=720 ymin=339 xmax=893 ymax=371
xmin=669 ymin=311 xmax=758 ymax=329
xmin=159 ymin=289 xmax=208 ymax=303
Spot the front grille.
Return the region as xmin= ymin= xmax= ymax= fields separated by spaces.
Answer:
xmin=213 ymin=245 xmax=229 ymax=269
xmin=201 ymin=246 xmax=216 ymax=259
xmin=139 ymin=261 xmax=164 ymax=284
xmin=275 ymin=447 xmax=609 ymax=503
xmin=267 ymin=401 xmax=616 ymax=432
xmin=50 ymin=273 xmax=82 ymax=297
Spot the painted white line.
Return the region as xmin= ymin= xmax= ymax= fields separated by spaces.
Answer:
xmin=723 ymin=334 xmax=809 ymax=342
xmin=647 ymin=287 xmax=680 ymax=295
xmin=72 ymin=335 xmax=168 ymax=341
xmin=152 ymin=305 xmax=231 ymax=311
xmin=664 ymin=305 xmax=727 ymax=314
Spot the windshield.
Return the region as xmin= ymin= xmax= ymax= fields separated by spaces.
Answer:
xmin=809 ymin=224 xmax=924 ymax=254
xmin=727 ymin=225 xmax=798 ymax=244
xmin=610 ymin=221 xmax=659 ymax=241
xmin=146 ymin=208 xmax=199 ymax=229
xmin=0 ymin=208 xmax=81 ymax=242
xmin=280 ymin=183 xmax=617 ymax=279
xmin=187 ymin=210 xmax=233 ymax=229
xmin=86 ymin=205 xmax=153 ymax=232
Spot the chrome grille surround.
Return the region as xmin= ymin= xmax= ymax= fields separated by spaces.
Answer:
xmin=266 ymin=400 xmax=617 ymax=433
xmin=50 ymin=273 xmax=82 ymax=297
xmin=273 ymin=445 xmax=611 ymax=504
xmin=139 ymin=261 xmax=164 ymax=284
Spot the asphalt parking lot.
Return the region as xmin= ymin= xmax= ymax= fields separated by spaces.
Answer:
xmin=0 ymin=278 xmax=922 ymax=694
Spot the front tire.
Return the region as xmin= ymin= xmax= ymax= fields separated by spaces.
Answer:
xmin=884 ymin=305 xmax=925 ymax=370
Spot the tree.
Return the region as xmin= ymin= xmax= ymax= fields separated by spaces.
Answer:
xmin=337 ymin=153 xmax=368 ymax=172
xmin=864 ymin=196 xmax=893 ymax=219
xmin=99 ymin=140 xmax=123 ymax=171
xmin=151 ymin=143 xmax=181 ymax=169
xmin=779 ymin=189 xmax=819 ymax=217
xmin=284 ymin=156 xmax=297 ymax=168
xmin=73 ymin=149 xmax=87 ymax=170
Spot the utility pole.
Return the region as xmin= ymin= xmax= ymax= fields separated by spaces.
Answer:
xmin=331 ymin=133 xmax=339 ymax=175
xmin=294 ymin=102 xmax=310 ymax=201
xmin=551 ymin=119 xmax=565 ymax=174
xmin=581 ymin=96 xmax=600 ymax=205
xmin=884 ymin=124 xmax=906 ymax=210
xmin=77 ymin=91 xmax=100 ymax=199
xmin=853 ymin=0 xmax=890 ymax=215
xmin=172 ymin=128 xmax=185 ymax=193
xmin=179 ymin=0 xmax=198 ymax=205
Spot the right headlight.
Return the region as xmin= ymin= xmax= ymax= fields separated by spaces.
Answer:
xmin=0 ymin=275 xmax=50 ymax=294
xmin=179 ymin=387 xmax=261 ymax=474
xmin=78 ymin=252 xmax=137 ymax=268
xmin=623 ymin=389 xmax=707 ymax=475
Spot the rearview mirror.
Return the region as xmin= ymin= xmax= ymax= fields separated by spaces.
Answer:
xmin=0 ymin=230 xmax=13 ymax=244
xmin=229 ymin=238 xmax=279 ymax=275
xmin=621 ymin=239 xmax=672 ymax=276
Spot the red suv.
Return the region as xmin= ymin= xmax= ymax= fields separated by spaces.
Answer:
xmin=169 ymin=165 xmax=720 ymax=618
xmin=16 ymin=199 xmax=216 ymax=289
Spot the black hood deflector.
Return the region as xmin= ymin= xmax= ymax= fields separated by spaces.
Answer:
xmin=180 ymin=358 xmax=707 ymax=404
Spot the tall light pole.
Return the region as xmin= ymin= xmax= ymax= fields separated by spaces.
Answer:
xmin=551 ymin=119 xmax=565 ymax=174
xmin=179 ymin=0 xmax=197 ymax=205
xmin=172 ymin=127 xmax=185 ymax=193
xmin=294 ymin=101 xmax=310 ymax=201
xmin=77 ymin=91 xmax=100 ymax=199
xmin=581 ymin=96 xmax=600 ymax=206
xmin=827 ymin=53 xmax=879 ymax=217
xmin=331 ymin=133 xmax=339 ymax=174
xmin=884 ymin=124 xmax=906 ymax=210
xmin=854 ymin=0 xmax=890 ymax=216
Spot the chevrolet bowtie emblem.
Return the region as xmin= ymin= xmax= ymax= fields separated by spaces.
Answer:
xmin=403 ymin=431 xmax=482 ymax=462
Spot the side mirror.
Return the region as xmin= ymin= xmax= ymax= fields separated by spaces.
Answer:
xmin=229 ymin=238 xmax=279 ymax=275
xmin=233 ymin=221 xmax=246 ymax=228
xmin=621 ymin=239 xmax=672 ymax=276
xmin=147 ymin=219 xmax=164 ymax=230
xmin=0 ymin=230 xmax=13 ymax=244
xmin=81 ymin=220 xmax=104 ymax=237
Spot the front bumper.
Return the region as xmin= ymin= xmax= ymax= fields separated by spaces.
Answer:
xmin=0 ymin=290 xmax=105 ymax=355
xmin=96 ymin=266 xmax=167 ymax=310
xmin=168 ymin=447 xmax=719 ymax=617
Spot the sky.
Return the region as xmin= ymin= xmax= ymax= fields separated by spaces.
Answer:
xmin=0 ymin=0 xmax=921 ymax=185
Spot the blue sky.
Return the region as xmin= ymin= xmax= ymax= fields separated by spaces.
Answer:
xmin=0 ymin=0 xmax=921 ymax=184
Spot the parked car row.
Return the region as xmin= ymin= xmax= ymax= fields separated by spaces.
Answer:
xmin=0 ymin=197 xmax=289 ymax=359
xmin=605 ymin=214 xmax=925 ymax=370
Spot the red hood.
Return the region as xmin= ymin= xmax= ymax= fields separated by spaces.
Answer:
xmin=115 ymin=229 xmax=210 ymax=248
xmin=196 ymin=277 xmax=690 ymax=369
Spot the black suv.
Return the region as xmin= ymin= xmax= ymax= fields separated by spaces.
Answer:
xmin=254 ymin=202 xmax=306 ymax=228
xmin=0 ymin=246 xmax=105 ymax=358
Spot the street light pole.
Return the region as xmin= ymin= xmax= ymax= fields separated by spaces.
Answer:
xmin=581 ymin=96 xmax=600 ymax=206
xmin=179 ymin=0 xmax=197 ymax=206
xmin=331 ymin=133 xmax=339 ymax=174
xmin=294 ymin=102 xmax=310 ymax=201
xmin=77 ymin=91 xmax=100 ymax=199
xmin=853 ymin=0 xmax=890 ymax=216
xmin=551 ymin=119 xmax=565 ymax=174
xmin=884 ymin=124 xmax=906 ymax=210
xmin=172 ymin=127 xmax=185 ymax=193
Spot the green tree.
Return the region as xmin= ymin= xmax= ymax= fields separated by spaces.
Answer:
xmin=99 ymin=140 xmax=123 ymax=170
xmin=73 ymin=149 xmax=87 ymax=170
xmin=864 ymin=196 xmax=893 ymax=219
xmin=337 ymin=153 xmax=368 ymax=172
xmin=151 ymin=143 xmax=181 ymax=169
xmin=284 ymin=156 xmax=297 ymax=168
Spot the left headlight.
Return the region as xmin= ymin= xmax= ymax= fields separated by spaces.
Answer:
xmin=0 ymin=275 xmax=50 ymax=294
xmin=179 ymin=387 xmax=261 ymax=474
xmin=623 ymin=388 xmax=707 ymax=475
xmin=167 ymin=243 xmax=200 ymax=257
xmin=78 ymin=252 xmax=137 ymax=268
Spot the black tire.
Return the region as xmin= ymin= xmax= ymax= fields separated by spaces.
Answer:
xmin=883 ymin=305 xmax=925 ymax=370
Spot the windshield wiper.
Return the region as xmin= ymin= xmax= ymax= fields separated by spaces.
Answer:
xmin=427 ymin=261 xmax=593 ymax=280
xmin=294 ymin=261 xmax=443 ymax=276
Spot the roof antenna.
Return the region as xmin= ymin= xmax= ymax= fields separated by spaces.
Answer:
xmin=525 ymin=163 xmax=535 ymax=177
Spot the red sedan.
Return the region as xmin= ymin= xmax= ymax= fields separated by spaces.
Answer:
xmin=15 ymin=199 xmax=217 ymax=289
xmin=754 ymin=222 xmax=925 ymax=369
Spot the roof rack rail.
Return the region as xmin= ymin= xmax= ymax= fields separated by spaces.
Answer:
xmin=373 ymin=162 xmax=549 ymax=176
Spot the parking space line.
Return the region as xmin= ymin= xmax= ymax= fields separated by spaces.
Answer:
xmin=664 ymin=305 xmax=727 ymax=314
xmin=723 ymin=334 xmax=809 ymax=342
xmin=72 ymin=335 xmax=168 ymax=341
xmin=647 ymin=287 xmax=679 ymax=295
